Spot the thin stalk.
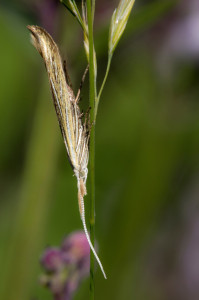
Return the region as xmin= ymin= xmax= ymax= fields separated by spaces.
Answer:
xmin=95 ymin=55 xmax=112 ymax=119
xmin=86 ymin=0 xmax=96 ymax=299
xmin=89 ymin=119 xmax=95 ymax=300
xmin=92 ymin=0 xmax=95 ymax=20
xmin=61 ymin=0 xmax=87 ymax=33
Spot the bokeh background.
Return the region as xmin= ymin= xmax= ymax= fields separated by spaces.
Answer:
xmin=1 ymin=0 xmax=199 ymax=299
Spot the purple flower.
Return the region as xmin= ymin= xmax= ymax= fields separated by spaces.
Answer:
xmin=62 ymin=231 xmax=90 ymax=262
xmin=40 ymin=231 xmax=90 ymax=300
xmin=40 ymin=247 xmax=64 ymax=272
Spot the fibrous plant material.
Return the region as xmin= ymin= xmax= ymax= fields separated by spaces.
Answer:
xmin=27 ymin=25 xmax=106 ymax=278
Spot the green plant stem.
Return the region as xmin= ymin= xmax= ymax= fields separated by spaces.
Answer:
xmin=89 ymin=119 xmax=95 ymax=300
xmin=95 ymin=55 xmax=112 ymax=119
xmin=61 ymin=0 xmax=87 ymax=32
xmin=92 ymin=0 xmax=95 ymax=20
xmin=86 ymin=0 xmax=96 ymax=299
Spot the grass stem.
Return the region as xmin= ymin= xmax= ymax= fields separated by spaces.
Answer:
xmin=86 ymin=0 xmax=96 ymax=299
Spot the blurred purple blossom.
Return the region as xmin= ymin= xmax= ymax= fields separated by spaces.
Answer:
xmin=36 ymin=0 xmax=59 ymax=35
xmin=27 ymin=0 xmax=59 ymax=35
xmin=156 ymin=0 xmax=199 ymax=76
xmin=163 ymin=0 xmax=199 ymax=60
xmin=40 ymin=231 xmax=90 ymax=300
xmin=41 ymin=247 xmax=64 ymax=272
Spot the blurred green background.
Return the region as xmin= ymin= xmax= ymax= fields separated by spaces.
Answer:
xmin=1 ymin=0 xmax=199 ymax=299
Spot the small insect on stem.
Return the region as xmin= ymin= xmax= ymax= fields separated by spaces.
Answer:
xmin=27 ymin=25 xmax=106 ymax=279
